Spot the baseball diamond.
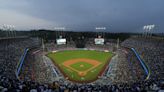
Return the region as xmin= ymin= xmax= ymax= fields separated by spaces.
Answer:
xmin=63 ymin=58 xmax=101 ymax=77
xmin=47 ymin=50 xmax=113 ymax=82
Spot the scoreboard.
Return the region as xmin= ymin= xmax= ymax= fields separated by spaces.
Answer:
xmin=56 ymin=38 xmax=66 ymax=45
xmin=94 ymin=38 xmax=104 ymax=45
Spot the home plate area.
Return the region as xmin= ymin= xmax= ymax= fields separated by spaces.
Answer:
xmin=63 ymin=58 xmax=101 ymax=77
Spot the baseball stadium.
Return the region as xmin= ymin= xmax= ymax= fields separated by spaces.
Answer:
xmin=0 ymin=0 xmax=164 ymax=91
xmin=0 ymin=30 xmax=163 ymax=92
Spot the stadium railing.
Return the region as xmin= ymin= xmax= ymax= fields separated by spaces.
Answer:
xmin=131 ymin=48 xmax=150 ymax=80
xmin=16 ymin=48 xmax=29 ymax=78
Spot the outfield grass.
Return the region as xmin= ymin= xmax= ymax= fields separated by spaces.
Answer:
xmin=47 ymin=50 xmax=113 ymax=82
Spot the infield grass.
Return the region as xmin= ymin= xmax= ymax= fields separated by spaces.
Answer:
xmin=70 ymin=62 xmax=93 ymax=71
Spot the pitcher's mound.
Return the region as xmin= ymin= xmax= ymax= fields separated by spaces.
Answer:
xmin=78 ymin=72 xmax=86 ymax=77
xmin=80 ymin=64 xmax=84 ymax=67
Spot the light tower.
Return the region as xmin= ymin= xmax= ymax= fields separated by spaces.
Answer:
xmin=94 ymin=27 xmax=106 ymax=45
xmin=95 ymin=27 xmax=106 ymax=38
xmin=54 ymin=27 xmax=65 ymax=39
xmin=54 ymin=27 xmax=67 ymax=46
xmin=117 ymin=38 xmax=119 ymax=50
xmin=143 ymin=24 xmax=155 ymax=38
xmin=2 ymin=24 xmax=15 ymax=38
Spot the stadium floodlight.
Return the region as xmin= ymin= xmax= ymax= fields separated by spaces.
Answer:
xmin=143 ymin=25 xmax=155 ymax=32
xmin=148 ymin=25 xmax=152 ymax=31
xmin=147 ymin=24 xmax=155 ymax=31
xmin=143 ymin=24 xmax=155 ymax=38
xmin=143 ymin=26 xmax=146 ymax=30
xmin=3 ymin=24 xmax=7 ymax=30
xmin=95 ymin=27 xmax=106 ymax=30
xmin=12 ymin=25 xmax=15 ymax=31
xmin=146 ymin=25 xmax=150 ymax=31
xmin=151 ymin=24 xmax=155 ymax=30
xmin=2 ymin=24 xmax=15 ymax=37
xmin=2 ymin=24 xmax=15 ymax=31
xmin=152 ymin=24 xmax=155 ymax=28
xmin=54 ymin=27 xmax=65 ymax=30
xmin=95 ymin=27 xmax=106 ymax=38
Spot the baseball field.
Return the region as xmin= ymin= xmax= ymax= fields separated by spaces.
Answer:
xmin=47 ymin=50 xmax=113 ymax=83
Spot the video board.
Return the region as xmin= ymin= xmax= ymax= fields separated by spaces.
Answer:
xmin=94 ymin=38 xmax=104 ymax=45
xmin=56 ymin=38 xmax=66 ymax=45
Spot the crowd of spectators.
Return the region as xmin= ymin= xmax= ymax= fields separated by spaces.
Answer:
xmin=121 ymin=36 xmax=164 ymax=80
xmin=0 ymin=75 xmax=163 ymax=92
xmin=0 ymin=37 xmax=41 ymax=79
xmin=20 ymin=49 xmax=63 ymax=84
xmin=101 ymin=45 xmax=145 ymax=84
xmin=45 ymin=41 xmax=76 ymax=52
xmin=126 ymin=49 xmax=145 ymax=81
xmin=85 ymin=38 xmax=116 ymax=51
xmin=0 ymin=36 xmax=164 ymax=91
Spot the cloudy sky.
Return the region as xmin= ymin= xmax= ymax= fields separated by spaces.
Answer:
xmin=0 ymin=0 xmax=164 ymax=32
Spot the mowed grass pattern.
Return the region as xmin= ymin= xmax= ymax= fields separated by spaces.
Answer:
xmin=47 ymin=50 xmax=113 ymax=82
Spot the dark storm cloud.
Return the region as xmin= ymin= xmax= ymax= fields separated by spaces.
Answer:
xmin=0 ymin=0 xmax=164 ymax=32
